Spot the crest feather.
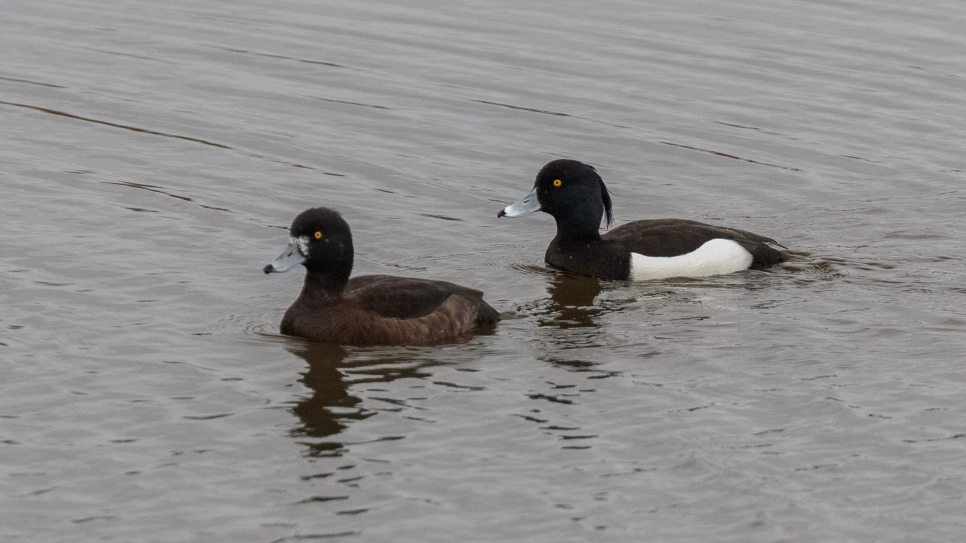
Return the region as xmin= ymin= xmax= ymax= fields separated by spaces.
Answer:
xmin=587 ymin=164 xmax=613 ymax=228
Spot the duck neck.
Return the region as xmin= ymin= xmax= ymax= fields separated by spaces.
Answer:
xmin=298 ymin=271 xmax=348 ymax=304
xmin=553 ymin=216 xmax=602 ymax=244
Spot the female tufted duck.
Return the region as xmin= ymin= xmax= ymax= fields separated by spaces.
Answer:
xmin=498 ymin=159 xmax=786 ymax=280
xmin=265 ymin=208 xmax=499 ymax=345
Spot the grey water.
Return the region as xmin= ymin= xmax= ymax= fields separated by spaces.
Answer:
xmin=2 ymin=0 xmax=966 ymax=541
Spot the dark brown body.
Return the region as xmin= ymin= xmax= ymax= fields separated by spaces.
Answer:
xmin=281 ymin=274 xmax=500 ymax=346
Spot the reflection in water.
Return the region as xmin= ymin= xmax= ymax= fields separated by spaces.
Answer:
xmin=532 ymin=272 xmax=649 ymax=376
xmin=533 ymin=273 xmax=609 ymax=372
xmin=540 ymin=273 xmax=603 ymax=329
xmin=286 ymin=342 xmax=437 ymax=456
xmin=288 ymin=343 xmax=355 ymax=452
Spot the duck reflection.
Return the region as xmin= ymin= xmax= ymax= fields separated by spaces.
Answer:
xmin=286 ymin=342 xmax=437 ymax=456
xmin=539 ymin=272 xmax=604 ymax=328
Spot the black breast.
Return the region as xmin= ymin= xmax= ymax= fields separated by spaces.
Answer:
xmin=544 ymin=238 xmax=631 ymax=280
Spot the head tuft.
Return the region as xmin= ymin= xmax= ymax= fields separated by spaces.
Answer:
xmin=585 ymin=164 xmax=613 ymax=228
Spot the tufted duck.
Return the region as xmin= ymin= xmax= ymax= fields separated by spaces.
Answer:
xmin=265 ymin=208 xmax=500 ymax=345
xmin=498 ymin=159 xmax=786 ymax=280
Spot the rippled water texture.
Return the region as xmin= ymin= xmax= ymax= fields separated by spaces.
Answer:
xmin=3 ymin=0 xmax=966 ymax=541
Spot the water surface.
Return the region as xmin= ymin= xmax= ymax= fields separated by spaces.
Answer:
xmin=2 ymin=0 xmax=966 ymax=541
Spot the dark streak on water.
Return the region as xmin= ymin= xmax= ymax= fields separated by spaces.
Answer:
xmin=659 ymin=141 xmax=803 ymax=171
xmin=0 ymin=100 xmax=231 ymax=149
xmin=2 ymin=0 xmax=966 ymax=542
xmin=472 ymin=100 xmax=572 ymax=117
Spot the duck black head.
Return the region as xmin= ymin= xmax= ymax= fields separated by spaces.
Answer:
xmin=499 ymin=159 xmax=612 ymax=239
xmin=264 ymin=207 xmax=354 ymax=291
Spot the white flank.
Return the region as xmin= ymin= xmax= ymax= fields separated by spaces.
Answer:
xmin=629 ymin=238 xmax=753 ymax=281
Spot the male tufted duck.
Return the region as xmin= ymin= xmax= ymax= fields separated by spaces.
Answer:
xmin=265 ymin=207 xmax=500 ymax=345
xmin=498 ymin=159 xmax=786 ymax=280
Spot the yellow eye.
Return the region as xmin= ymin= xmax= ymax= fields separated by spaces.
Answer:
xmin=314 ymin=231 xmax=323 ymax=239
xmin=552 ymin=179 xmax=562 ymax=187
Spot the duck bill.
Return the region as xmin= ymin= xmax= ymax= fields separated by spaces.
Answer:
xmin=263 ymin=239 xmax=306 ymax=274
xmin=497 ymin=187 xmax=541 ymax=218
